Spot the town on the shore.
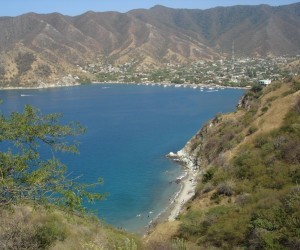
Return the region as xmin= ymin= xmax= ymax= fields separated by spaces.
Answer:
xmin=79 ymin=55 xmax=299 ymax=87
xmin=2 ymin=55 xmax=299 ymax=90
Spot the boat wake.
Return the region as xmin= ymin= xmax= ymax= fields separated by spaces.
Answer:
xmin=20 ymin=94 xmax=34 ymax=97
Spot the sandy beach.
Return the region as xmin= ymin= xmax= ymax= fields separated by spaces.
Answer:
xmin=146 ymin=149 xmax=198 ymax=233
xmin=166 ymin=149 xmax=199 ymax=221
xmin=168 ymin=167 xmax=198 ymax=221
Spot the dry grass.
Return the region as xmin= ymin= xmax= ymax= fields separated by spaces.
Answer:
xmin=252 ymin=83 xmax=297 ymax=132
xmin=229 ymin=83 xmax=300 ymax=159
xmin=144 ymin=220 xmax=180 ymax=246
xmin=191 ymin=190 xmax=235 ymax=210
xmin=145 ymin=189 xmax=235 ymax=248
xmin=0 ymin=205 xmax=141 ymax=249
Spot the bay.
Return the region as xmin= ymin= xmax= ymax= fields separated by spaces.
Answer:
xmin=0 ymin=84 xmax=244 ymax=232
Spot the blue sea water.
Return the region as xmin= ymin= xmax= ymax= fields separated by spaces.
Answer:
xmin=0 ymin=84 xmax=244 ymax=232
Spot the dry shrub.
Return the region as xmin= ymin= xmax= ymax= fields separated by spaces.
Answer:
xmin=0 ymin=208 xmax=40 ymax=250
xmin=281 ymin=140 xmax=300 ymax=164
xmin=146 ymin=241 xmax=173 ymax=250
xmin=216 ymin=181 xmax=235 ymax=196
xmin=201 ymin=183 xmax=214 ymax=194
xmin=295 ymin=97 xmax=300 ymax=114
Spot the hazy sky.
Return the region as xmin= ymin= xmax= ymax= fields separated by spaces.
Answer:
xmin=1 ymin=0 xmax=299 ymax=17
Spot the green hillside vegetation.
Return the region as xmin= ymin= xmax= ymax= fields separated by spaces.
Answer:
xmin=146 ymin=77 xmax=300 ymax=249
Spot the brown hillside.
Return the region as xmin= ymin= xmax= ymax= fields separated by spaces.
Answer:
xmin=0 ymin=3 xmax=300 ymax=86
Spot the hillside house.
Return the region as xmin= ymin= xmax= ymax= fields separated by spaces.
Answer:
xmin=259 ymin=79 xmax=272 ymax=86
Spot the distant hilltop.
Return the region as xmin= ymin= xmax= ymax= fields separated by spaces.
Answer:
xmin=0 ymin=2 xmax=300 ymax=87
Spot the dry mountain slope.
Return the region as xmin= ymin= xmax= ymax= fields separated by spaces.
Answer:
xmin=0 ymin=3 xmax=300 ymax=87
xmin=129 ymin=3 xmax=300 ymax=56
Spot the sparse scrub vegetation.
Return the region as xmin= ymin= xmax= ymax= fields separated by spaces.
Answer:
xmin=216 ymin=181 xmax=234 ymax=196
xmin=264 ymin=81 xmax=282 ymax=94
xmin=247 ymin=125 xmax=258 ymax=135
xmin=292 ymin=78 xmax=300 ymax=92
xmin=260 ymin=106 xmax=269 ymax=113
xmin=0 ymin=65 xmax=5 ymax=79
xmin=15 ymin=52 xmax=36 ymax=75
xmin=202 ymin=167 xmax=216 ymax=183
xmin=35 ymin=64 xmax=52 ymax=77
xmin=173 ymin=80 xmax=300 ymax=249
xmin=172 ymin=238 xmax=187 ymax=250
xmin=0 ymin=206 xmax=142 ymax=249
xmin=266 ymin=95 xmax=279 ymax=104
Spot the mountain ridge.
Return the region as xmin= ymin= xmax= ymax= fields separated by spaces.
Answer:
xmin=0 ymin=3 xmax=299 ymax=87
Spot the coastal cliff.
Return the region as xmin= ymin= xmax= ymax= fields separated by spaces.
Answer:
xmin=168 ymin=111 xmax=224 ymax=175
xmin=146 ymin=77 xmax=300 ymax=249
xmin=1 ymin=77 xmax=299 ymax=249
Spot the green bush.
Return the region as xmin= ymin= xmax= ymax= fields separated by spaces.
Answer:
xmin=251 ymin=83 xmax=263 ymax=93
xmin=242 ymin=107 xmax=259 ymax=125
xmin=292 ymin=78 xmax=300 ymax=92
xmin=35 ymin=221 xmax=66 ymax=248
xmin=178 ymin=210 xmax=203 ymax=240
xmin=233 ymin=151 xmax=261 ymax=180
xmin=202 ymin=167 xmax=216 ymax=183
xmin=247 ymin=188 xmax=300 ymax=249
xmin=247 ymin=125 xmax=258 ymax=135
xmin=261 ymin=106 xmax=269 ymax=113
xmin=202 ymin=209 xmax=250 ymax=248
xmin=210 ymin=192 xmax=221 ymax=203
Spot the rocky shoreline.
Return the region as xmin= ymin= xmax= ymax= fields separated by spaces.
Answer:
xmin=143 ymin=148 xmax=199 ymax=236
xmin=146 ymin=118 xmax=214 ymax=233
xmin=166 ymin=149 xmax=199 ymax=221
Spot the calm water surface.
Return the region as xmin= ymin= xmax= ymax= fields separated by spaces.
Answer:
xmin=0 ymin=84 xmax=244 ymax=232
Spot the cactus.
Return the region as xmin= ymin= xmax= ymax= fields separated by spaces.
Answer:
xmin=114 ymin=238 xmax=137 ymax=250
xmin=172 ymin=238 xmax=187 ymax=250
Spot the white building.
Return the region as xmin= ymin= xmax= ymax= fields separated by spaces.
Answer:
xmin=259 ymin=79 xmax=272 ymax=86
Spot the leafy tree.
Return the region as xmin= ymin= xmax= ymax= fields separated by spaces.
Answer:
xmin=251 ymin=83 xmax=263 ymax=93
xmin=0 ymin=105 xmax=104 ymax=212
xmin=172 ymin=77 xmax=184 ymax=84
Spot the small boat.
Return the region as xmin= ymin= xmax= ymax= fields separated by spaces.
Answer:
xmin=20 ymin=94 xmax=33 ymax=97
